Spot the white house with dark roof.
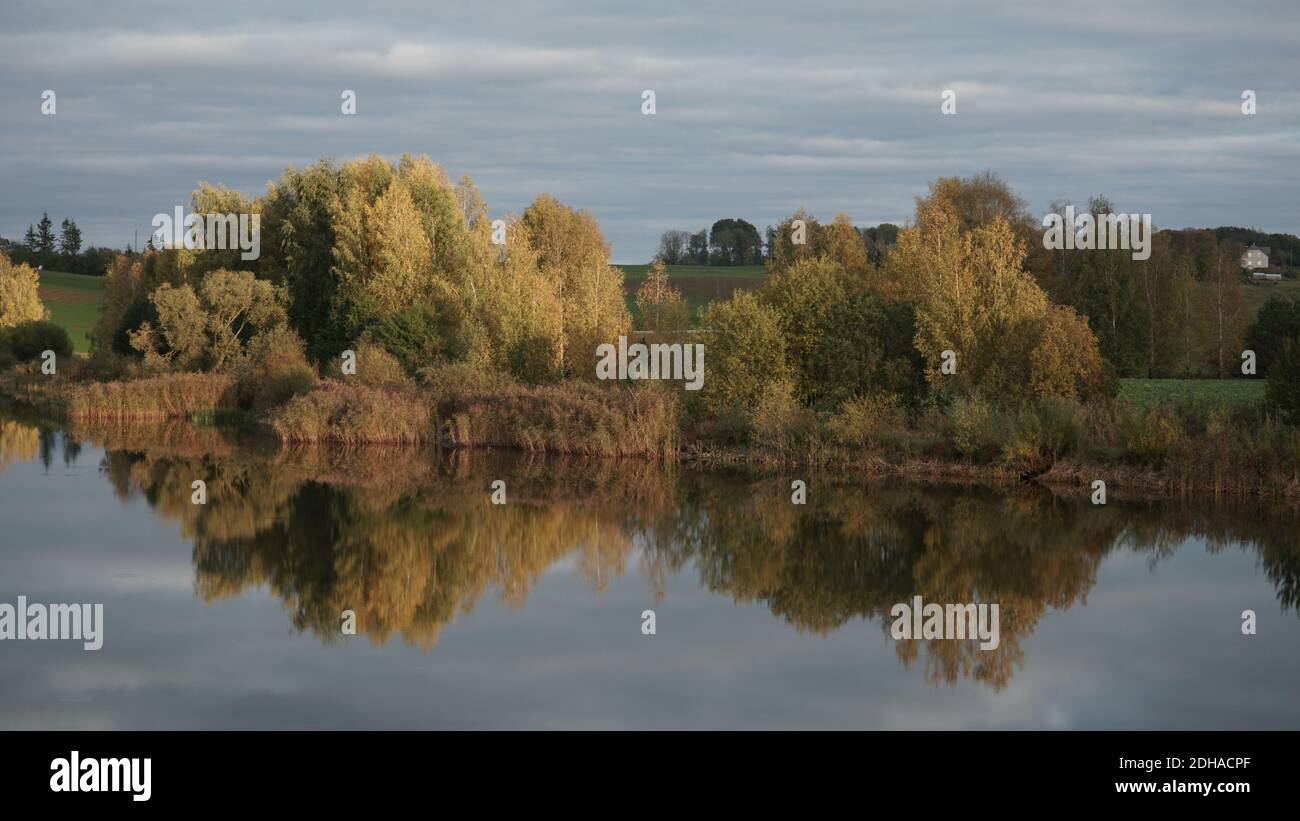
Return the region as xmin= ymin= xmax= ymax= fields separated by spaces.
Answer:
xmin=1241 ymin=244 xmax=1270 ymax=270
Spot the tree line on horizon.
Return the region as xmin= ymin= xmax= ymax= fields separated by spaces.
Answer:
xmin=0 ymin=212 xmax=120 ymax=277
xmin=655 ymin=219 xmax=899 ymax=267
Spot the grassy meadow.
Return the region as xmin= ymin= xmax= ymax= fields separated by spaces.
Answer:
xmin=1241 ymin=277 xmax=1300 ymax=317
xmin=38 ymin=269 xmax=104 ymax=353
xmin=617 ymin=263 xmax=766 ymax=321
xmin=1118 ymin=378 xmax=1266 ymax=409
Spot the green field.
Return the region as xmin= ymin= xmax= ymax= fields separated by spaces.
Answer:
xmin=616 ymin=263 xmax=767 ymax=321
xmin=38 ymin=269 xmax=105 ymax=353
xmin=1118 ymin=378 xmax=1266 ymax=409
xmin=1241 ymin=277 xmax=1300 ymax=317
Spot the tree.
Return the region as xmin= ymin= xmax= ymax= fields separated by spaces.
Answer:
xmin=766 ymin=209 xmax=822 ymax=273
xmin=23 ymin=225 xmax=38 ymax=253
xmin=761 ymin=256 xmax=923 ymax=407
xmin=687 ymin=230 xmax=709 ymax=265
xmin=521 ymin=194 xmax=629 ymax=375
xmin=820 ymin=214 xmax=871 ymax=276
xmin=1200 ymin=246 xmax=1249 ymax=378
xmin=35 ymin=213 xmax=56 ymax=254
xmin=133 ymin=269 xmax=288 ymax=371
xmin=708 ymin=219 xmax=763 ymax=266
xmin=697 ymin=291 xmax=791 ymax=417
xmin=885 ymin=194 xmax=1106 ymax=403
xmin=634 ymin=259 xmax=690 ymax=334
xmin=0 ymin=254 xmax=48 ymax=329
xmin=1265 ymin=340 xmax=1300 ymax=423
xmin=58 ymin=218 xmax=82 ymax=256
xmin=1245 ymin=294 xmax=1300 ymax=377
xmin=656 ymin=230 xmax=690 ymax=265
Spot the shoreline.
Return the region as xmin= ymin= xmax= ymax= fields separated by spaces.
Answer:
xmin=4 ymin=371 xmax=1298 ymax=504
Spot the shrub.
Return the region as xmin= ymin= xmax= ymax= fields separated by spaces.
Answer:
xmin=233 ymin=325 xmax=318 ymax=411
xmin=418 ymin=362 xmax=511 ymax=403
xmin=829 ymin=393 xmax=907 ymax=449
xmin=945 ymin=394 xmax=1004 ymax=461
xmin=750 ymin=379 xmax=816 ymax=452
xmin=1001 ymin=397 xmax=1082 ymax=467
xmin=3 ymin=320 xmax=72 ymax=362
xmin=1124 ymin=405 xmax=1183 ymax=465
xmin=325 ymin=341 xmax=412 ymax=390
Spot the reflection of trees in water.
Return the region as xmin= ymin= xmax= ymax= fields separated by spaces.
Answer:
xmin=0 ymin=418 xmax=40 ymax=475
xmin=63 ymin=415 xmax=1300 ymax=687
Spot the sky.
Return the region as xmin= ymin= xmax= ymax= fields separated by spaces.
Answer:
xmin=1 ymin=0 xmax=1298 ymax=263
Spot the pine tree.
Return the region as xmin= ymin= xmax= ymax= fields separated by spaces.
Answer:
xmin=23 ymin=224 xmax=37 ymax=252
xmin=59 ymin=218 xmax=82 ymax=256
xmin=35 ymin=213 xmax=56 ymax=253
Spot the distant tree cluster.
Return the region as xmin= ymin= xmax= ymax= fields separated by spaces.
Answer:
xmin=0 ymin=212 xmax=118 ymax=276
xmin=658 ymin=217 xmax=898 ymax=267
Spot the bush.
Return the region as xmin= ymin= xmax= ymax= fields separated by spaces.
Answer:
xmin=1124 ymin=405 xmax=1183 ymax=465
xmin=1001 ymin=397 xmax=1082 ymax=467
xmin=325 ymin=342 xmax=412 ymax=390
xmin=2 ymin=320 xmax=72 ymax=363
xmin=233 ymin=325 xmax=318 ymax=411
xmin=418 ymin=362 xmax=511 ymax=403
xmin=945 ymin=395 xmax=1004 ymax=461
xmin=750 ymin=380 xmax=817 ymax=453
xmin=829 ymin=393 xmax=907 ymax=449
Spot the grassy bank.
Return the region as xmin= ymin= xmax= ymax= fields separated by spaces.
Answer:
xmin=4 ymin=366 xmax=1298 ymax=498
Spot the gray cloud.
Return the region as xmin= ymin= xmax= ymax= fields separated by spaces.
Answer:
xmin=1 ymin=0 xmax=1297 ymax=261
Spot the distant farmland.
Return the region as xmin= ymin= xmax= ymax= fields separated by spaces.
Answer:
xmin=38 ymin=269 xmax=104 ymax=353
xmin=616 ymin=263 xmax=766 ymax=321
xmin=1118 ymin=378 xmax=1266 ymax=409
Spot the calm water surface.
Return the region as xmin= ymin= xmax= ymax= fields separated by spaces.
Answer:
xmin=1 ymin=407 xmax=1298 ymax=729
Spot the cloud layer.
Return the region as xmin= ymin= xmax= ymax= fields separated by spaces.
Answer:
xmin=2 ymin=0 xmax=1297 ymax=261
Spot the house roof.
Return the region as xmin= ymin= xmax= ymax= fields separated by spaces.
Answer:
xmin=1246 ymin=244 xmax=1271 ymax=254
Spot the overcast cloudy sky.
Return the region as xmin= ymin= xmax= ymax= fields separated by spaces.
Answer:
xmin=2 ymin=0 xmax=1297 ymax=262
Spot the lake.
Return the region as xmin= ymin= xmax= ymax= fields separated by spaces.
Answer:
xmin=1 ymin=406 xmax=1298 ymax=729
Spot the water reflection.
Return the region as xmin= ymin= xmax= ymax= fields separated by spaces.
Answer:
xmin=6 ymin=412 xmax=1289 ymax=692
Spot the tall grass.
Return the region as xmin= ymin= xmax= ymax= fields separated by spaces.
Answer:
xmin=436 ymin=379 xmax=680 ymax=458
xmin=65 ymin=373 xmax=238 ymax=420
xmin=270 ymin=380 xmax=433 ymax=445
